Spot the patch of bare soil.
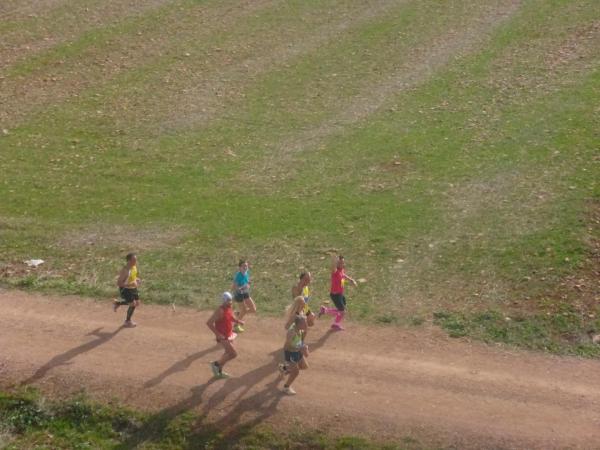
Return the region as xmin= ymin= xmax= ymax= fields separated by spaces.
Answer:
xmin=0 ymin=290 xmax=599 ymax=449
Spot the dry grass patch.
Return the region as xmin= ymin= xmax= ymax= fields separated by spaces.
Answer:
xmin=444 ymin=170 xmax=555 ymax=228
xmin=484 ymin=18 xmax=600 ymax=105
xmin=58 ymin=224 xmax=188 ymax=252
xmin=358 ymin=158 xmax=410 ymax=193
xmin=546 ymin=20 xmax=600 ymax=71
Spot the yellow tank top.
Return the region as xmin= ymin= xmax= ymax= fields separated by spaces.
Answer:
xmin=127 ymin=265 xmax=138 ymax=286
xmin=302 ymin=286 xmax=310 ymax=299
xmin=302 ymin=286 xmax=310 ymax=314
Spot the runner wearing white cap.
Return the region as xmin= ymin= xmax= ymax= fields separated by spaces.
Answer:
xmin=206 ymin=292 xmax=244 ymax=378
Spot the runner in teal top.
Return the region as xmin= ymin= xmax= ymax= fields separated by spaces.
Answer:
xmin=231 ymin=259 xmax=256 ymax=331
xmin=234 ymin=270 xmax=249 ymax=290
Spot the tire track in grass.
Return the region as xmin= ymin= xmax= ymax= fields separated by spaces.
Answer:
xmin=120 ymin=0 xmax=519 ymax=180
xmin=0 ymin=0 xmax=279 ymax=128
xmin=251 ymin=0 xmax=523 ymax=184
xmin=1 ymin=1 xmax=520 ymax=223
xmin=0 ymin=0 xmax=172 ymax=70
xmin=0 ymin=0 xmax=66 ymax=20
xmin=1 ymin=0 xmax=409 ymax=134
xmin=68 ymin=0 xmax=406 ymax=134
xmin=158 ymin=0 xmax=410 ymax=132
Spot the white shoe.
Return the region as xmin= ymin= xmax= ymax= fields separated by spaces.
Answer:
xmin=124 ymin=320 xmax=137 ymax=328
xmin=283 ymin=386 xmax=296 ymax=395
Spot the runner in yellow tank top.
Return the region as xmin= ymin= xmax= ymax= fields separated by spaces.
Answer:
xmin=301 ymin=286 xmax=311 ymax=315
xmin=286 ymin=271 xmax=316 ymax=330
xmin=113 ymin=253 xmax=142 ymax=327
xmin=126 ymin=265 xmax=138 ymax=288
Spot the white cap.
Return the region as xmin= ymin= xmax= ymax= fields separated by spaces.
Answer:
xmin=222 ymin=291 xmax=233 ymax=302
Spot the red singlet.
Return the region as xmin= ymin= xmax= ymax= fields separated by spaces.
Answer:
xmin=215 ymin=305 xmax=234 ymax=338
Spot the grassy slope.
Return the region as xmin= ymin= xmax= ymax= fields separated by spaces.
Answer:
xmin=1 ymin=0 xmax=599 ymax=354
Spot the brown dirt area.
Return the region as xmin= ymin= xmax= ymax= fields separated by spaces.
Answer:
xmin=1 ymin=290 xmax=599 ymax=448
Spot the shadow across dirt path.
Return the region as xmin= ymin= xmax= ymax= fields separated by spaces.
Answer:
xmin=21 ymin=325 xmax=124 ymax=385
xmin=2 ymin=291 xmax=600 ymax=449
xmin=116 ymin=330 xmax=334 ymax=448
xmin=143 ymin=345 xmax=220 ymax=389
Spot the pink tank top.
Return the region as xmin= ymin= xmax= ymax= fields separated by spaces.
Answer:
xmin=331 ymin=268 xmax=344 ymax=294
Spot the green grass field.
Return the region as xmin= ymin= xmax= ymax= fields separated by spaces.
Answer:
xmin=1 ymin=0 xmax=599 ymax=355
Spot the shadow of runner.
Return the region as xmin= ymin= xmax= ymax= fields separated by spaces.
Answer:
xmin=143 ymin=345 xmax=221 ymax=388
xmin=21 ymin=326 xmax=124 ymax=385
xmin=307 ymin=327 xmax=335 ymax=353
xmin=183 ymin=330 xmax=335 ymax=448
xmin=184 ymin=372 xmax=285 ymax=450
xmin=115 ymin=379 xmax=218 ymax=450
xmin=203 ymin=349 xmax=281 ymax=412
xmin=204 ymin=328 xmax=334 ymax=415
xmin=116 ymin=327 xmax=335 ymax=448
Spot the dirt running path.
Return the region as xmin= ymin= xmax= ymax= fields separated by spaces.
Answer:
xmin=1 ymin=290 xmax=599 ymax=448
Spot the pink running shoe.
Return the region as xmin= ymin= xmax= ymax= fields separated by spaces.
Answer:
xmin=318 ymin=306 xmax=326 ymax=318
xmin=330 ymin=323 xmax=344 ymax=331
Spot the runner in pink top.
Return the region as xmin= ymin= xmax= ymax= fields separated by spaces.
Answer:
xmin=319 ymin=255 xmax=357 ymax=330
